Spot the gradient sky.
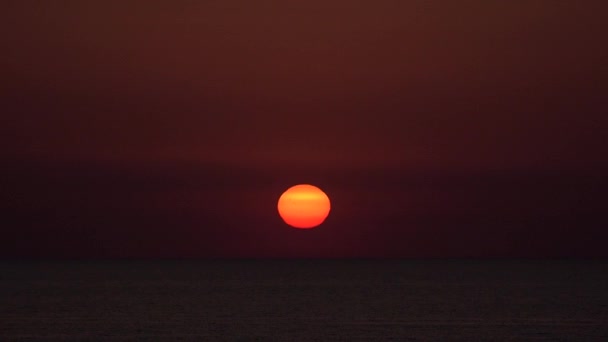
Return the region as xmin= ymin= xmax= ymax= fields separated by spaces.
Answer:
xmin=2 ymin=1 xmax=607 ymax=258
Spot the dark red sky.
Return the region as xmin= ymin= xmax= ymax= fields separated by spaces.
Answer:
xmin=2 ymin=1 xmax=607 ymax=258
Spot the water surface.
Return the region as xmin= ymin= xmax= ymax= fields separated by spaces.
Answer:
xmin=1 ymin=260 xmax=607 ymax=340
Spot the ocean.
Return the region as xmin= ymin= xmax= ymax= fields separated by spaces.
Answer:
xmin=1 ymin=260 xmax=607 ymax=340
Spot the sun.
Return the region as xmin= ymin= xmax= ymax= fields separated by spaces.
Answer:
xmin=277 ymin=184 xmax=331 ymax=229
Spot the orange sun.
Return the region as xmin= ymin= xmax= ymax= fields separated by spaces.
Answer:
xmin=277 ymin=184 xmax=331 ymax=229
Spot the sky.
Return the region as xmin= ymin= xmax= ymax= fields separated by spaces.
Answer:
xmin=2 ymin=1 xmax=607 ymax=258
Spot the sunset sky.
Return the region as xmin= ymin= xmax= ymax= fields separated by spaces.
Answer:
xmin=2 ymin=1 xmax=607 ymax=258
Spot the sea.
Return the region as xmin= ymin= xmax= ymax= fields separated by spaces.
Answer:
xmin=1 ymin=260 xmax=607 ymax=341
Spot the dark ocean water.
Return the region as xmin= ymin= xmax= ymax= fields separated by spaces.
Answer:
xmin=1 ymin=260 xmax=607 ymax=341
